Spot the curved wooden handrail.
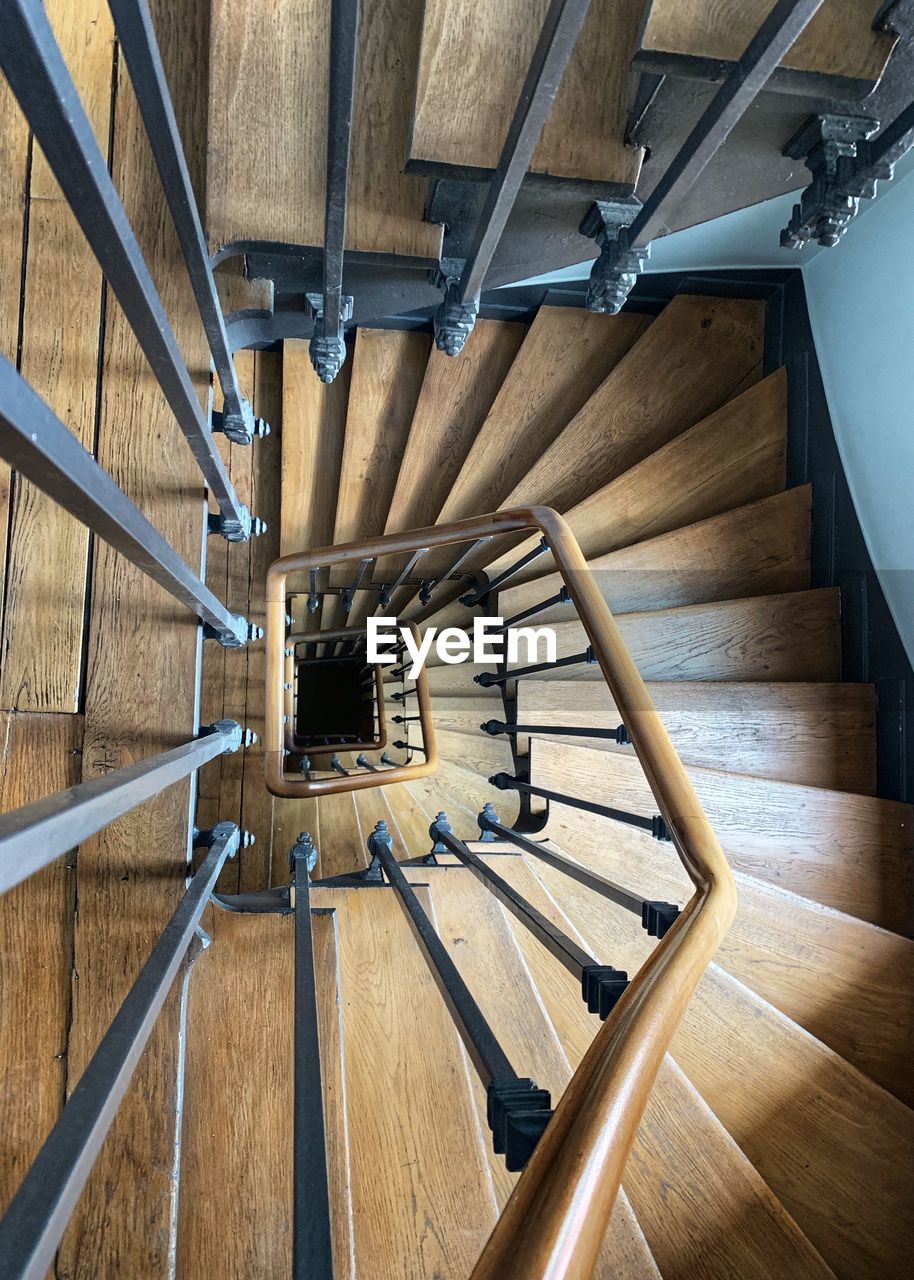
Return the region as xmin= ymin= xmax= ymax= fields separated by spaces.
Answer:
xmin=266 ymin=508 xmax=736 ymax=1276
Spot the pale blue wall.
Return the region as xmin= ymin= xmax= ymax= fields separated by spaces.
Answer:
xmin=803 ymin=165 xmax=914 ymax=666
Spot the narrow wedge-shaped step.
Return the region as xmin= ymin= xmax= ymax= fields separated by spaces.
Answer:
xmin=405 ymin=756 xmax=519 ymax=828
xmin=515 ymin=679 xmax=877 ymax=793
xmin=282 ymin=338 xmax=350 ymax=631
xmin=498 ymin=486 xmax=811 ymax=620
xmin=321 ymin=329 xmax=430 ymax=631
xmin=177 ymin=908 xmax=353 ymax=1278
xmin=315 ymin=791 xmax=369 ymax=879
xmin=498 ymin=295 xmax=765 ymax=514
xmin=309 ymin=884 xmax=499 ymax=1277
xmin=479 ymin=366 xmax=787 ymax=586
xmin=368 ymin=319 xmax=524 ymax=618
xmin=437 ymin=309 xmax=649 ymax=526
xmin=409 ymin=0 xmax=645 ymax=185
xmin=533 ymin=789 xmax=914 ymax=1104
xmin=420 ymin=695 xmax=515 ymax=739
xmin=521 ymin=845 xmax=914 ymax=1280
xmin=531 ymin=737 xmax=912 ymax=933
xmin=473 ymin=851 xmax=836 ymax=1280
xmin=399 ymin=861 xmax=661 ymax=1279
xmin=207 ymin=0 xmax=442 ymax=259
xmin=426 ymin=590 xmax=843 ymax=683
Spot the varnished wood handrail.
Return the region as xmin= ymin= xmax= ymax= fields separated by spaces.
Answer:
xmin=266 ymin=509 xmax=736 ymax=1276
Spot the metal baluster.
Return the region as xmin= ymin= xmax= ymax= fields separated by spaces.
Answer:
xmin=290 ymin=833 xmax=335 ymax=1279
xmin=460 ymin=539 xmax=550 ymax=607
xmin=477 ymin=805 xmax=680 ymax=938
xmin=106 ymin=0 xmax=269 ymax=446
xmin=367 ymin=820 xmax=553 ymax=1170
xmin=0 ymin=0 xmax=256 ymax=539
xmin=0 ymin=823 xmax=242 ymax=1280
xmin=489 ymin=774 xmax=671 ymax=841
xmin=0 ymin=357 xmax=255 ymax=647
xmin=307 ymin=0 xmax=360 ymax=383
xmin=0 ymin=721 xmax=253 ymax=894
xmin=419 ymin=537 xmax=494 ymax=606
xmin=475 ymin=647 xmax=596 ymax=686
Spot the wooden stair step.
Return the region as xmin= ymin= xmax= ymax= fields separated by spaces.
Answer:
xmin=419 ymin=695 xmax=512 ymax=739
xmin=522 ymin=845 xmax=914 ymax=1280
xmin=437 ymin=308 xmax=649 ymax=527
xmin=405 ymin=755 xmax=517 ymax=829
xmin=482 ymin=366 xmax=787 ymax=585
xmin=177 ymin=908 xmax=353 ymax=1278
xmin=499 ymin=295 xmax=766 ymax=515
xmin=635 ymin=0 xmax=895 ymax=95
xmin=409 ymin=0 xmax=645 ymax=186
xmin=498 ymin=485 xmax=811 ymax=620
xmin=515 ymin=679 xmax=877 ymax=794
xmin=532 ymin=793 xmax=914 ymax=1105
xmin=207 ymin=0 xmax=442 ymax=259
xmin=530 ymin=736 xmax=912 ymax=933
xmin=472 ymin=851 xmax=835 ymax=1280
xmin=321 ymin=328 xmax=430 ymax=632
xmin=400 ymin=861 xmax=660 ymax=1278
xmin=425 ymin=589 xmax=843 ymax=684
xmin=281 ymin=338 xmax=350 ymax=632
xmin=369 ymin=319 xmax=525 ymax=616
xmin=309 ymin=883 xmax=498 ymax=1277
xmin=423 ymin=661 xmax=504 ymax=697
xmin=314 ymin=790 xmax=368 ymax=880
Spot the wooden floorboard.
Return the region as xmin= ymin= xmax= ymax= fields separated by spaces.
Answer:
xmin=57 ymin=1 xmax=213 ymax=1272
xmin=0 ymin=711 xmax=82 ymax=1215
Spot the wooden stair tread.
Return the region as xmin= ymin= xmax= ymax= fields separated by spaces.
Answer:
xmin=409 ymin=0 xmax=644 ymax=185
xmin=425 ymin=589 xmax=843 ymax=684
xmin=315 ymin=791 xmax=368 ymax=879
xmin=483 ymin=366 xmax=787 ymax=583
xmin=281 ymin=337 xmax=350 ymax=632
xmin=371 ymin=319 xmax=525 ymax=611
xmin=531 ymin=736 xmax=912 ymax=933
xmin=475 ymin=852 xmax=835 ymax=1280
xmin=499 ymin=295 xmax=766 ymax=514
xmin=525 ymin=847 xmax=914 ymax=1280
xmin=402 ymin=862 xmax=660 ymax=1278
xmin=322 ymin=329 xmax=430 ymax=631
xmin=636 ymin=0 xmax=895 ymax=90
xmin=437 ymin=309 xmax=649 ymax=526
xmin=533 ymin=792 xmax=914 ymax=1105
xmin=417 ymin=694 xmax=510 ymax=739
xmin=498 ymin=485 xmax=812 ymax=619
xmin=515 ymin=679 xmax=877 ymax=794
xmin=207 ymin=0 xmax=442 ymax=259
xmin=310 ymin=884 xmax=498 ymax=1277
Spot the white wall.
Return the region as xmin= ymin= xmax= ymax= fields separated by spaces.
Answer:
xmin=803 ymin=165 xmax=914 ymax=666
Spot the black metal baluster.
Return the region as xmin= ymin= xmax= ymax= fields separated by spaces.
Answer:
xmin=367 ymin=820 xmax=553 ymax=1169
xmin=0 ymin=721 xmax=253 ymax=895
xmin=290 ymin=833 xmax=335 ymax=1279
xmin=489 ymin=775 xmax=671 ymax=842
xmin=106 ymin=0 xmax=269 ymax=446
xmin=0 ymin=357 xmax=255 ymax=647
xmin=460 ymin=539 xmax=550 ymax=607
xmin=0 ymin=0 xmax=255 ymax=538
xmin=0 ymin=823 xmax=242 ymax=1280
xmin=477 ymin=805 xmax=680 ymax=938
xmin=307 ymin=0 xmax=360 ymax=383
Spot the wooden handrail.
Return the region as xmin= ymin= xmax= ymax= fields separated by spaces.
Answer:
xmin=266 ymin=508 xmax=736 ymax=1276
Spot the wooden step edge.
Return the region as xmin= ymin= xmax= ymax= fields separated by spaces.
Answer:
xmin=492 ymin=853 xmax=837 ymax=1279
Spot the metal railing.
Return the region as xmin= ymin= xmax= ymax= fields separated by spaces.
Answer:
xmin=290 ymin=507 xmax=736 ymax=1280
